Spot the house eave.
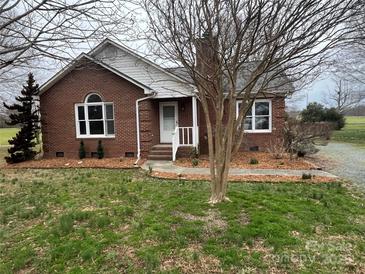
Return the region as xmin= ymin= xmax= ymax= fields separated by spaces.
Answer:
xmin=39 ymin=53 xmax=152 ymax=96
xmin=88 ymin=38 xmax=196 ymax=89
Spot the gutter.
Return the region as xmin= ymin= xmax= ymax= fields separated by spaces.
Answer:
xmin=135 ymin=92 xmax=157 ymax=165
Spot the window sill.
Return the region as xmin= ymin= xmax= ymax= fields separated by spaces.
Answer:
xmin=76 ymin=135 xmax=115 ymax=139
xmin=244 ymin=130 xmax=272 ymax=134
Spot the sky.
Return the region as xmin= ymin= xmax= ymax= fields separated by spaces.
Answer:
xmin=1 ymin=1 xmax=362 ymax=111
xmin=0 ymin=50 xmax=340 ymax=111
xmin=287 ymin=73 xmax=337 ymax=110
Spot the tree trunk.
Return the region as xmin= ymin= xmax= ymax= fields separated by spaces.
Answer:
xmin=204 ymin=96 xmax=237 ymax=204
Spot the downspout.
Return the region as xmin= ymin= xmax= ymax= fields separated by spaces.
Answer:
xmin=135 ymin=92 xmax=157 ymax=165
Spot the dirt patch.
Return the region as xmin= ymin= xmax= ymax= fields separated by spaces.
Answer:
xmin=242 ymin=239 xmax=274 ymax=256
xmin=238 ymin=210 xmax=250 ymax=226
xmin=152 ymin=171 xmax=337 ymax=183
xmin=16 ymin=267 xmax=37 ymax=274
xmin=1 ymin=158 xmax=139 ymax=169
xmin=81 ymin=206 xmax=99 ymax=212
xmin=241 ymin=239 xmax=287 ymax=274
xmin=174 ymin=209 xmax=227 ymax=233
xmin=103 ymin=244 xmax=143 ymax=268
xmin=176 ymin=152 xmax=318 ymax=170
xmin=160 ymin=244 xmax=222 ymax=273
xmin=0 ymin=180 xmax=20 ymax=194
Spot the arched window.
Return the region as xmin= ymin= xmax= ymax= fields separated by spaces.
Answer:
xmin=75 ymin=93 xmax=115 ymax=137
xmin=86 ymin=93 xmax=102 ymax=103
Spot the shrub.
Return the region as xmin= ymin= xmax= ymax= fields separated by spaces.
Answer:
xmin=323 ymin=108 xmax=345 ymax=130
xmin=191 ymin=158 xmax=199 ymax=167
xmin=190 ymin=147 xmax=199 ymax=159
xmin=302 ymin=173 xmax=313 ymax=180
xmin=295 ymin=142 xmax=319 ymax=157
xmin=249 ymin=158 xmax=259 ymax=165
xmin=300 ymin=102 xmax=325 ymax=122
xmin=300 ymin=103 xmax=345 ymax=130
xmin=267 ymin=139 xmax=286 ymax=159
xmin=79 ymin=140 xmax=86 ymax=159
xmin=96 ymin=140 xmax=104 ymax=159
xmin=284 ymin=118 xmax=332 ymax=159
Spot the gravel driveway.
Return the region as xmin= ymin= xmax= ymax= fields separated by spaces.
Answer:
xmin=314 ymin=142 xmax=365 ymax=189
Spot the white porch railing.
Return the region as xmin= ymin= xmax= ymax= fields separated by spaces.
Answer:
xmin=172 ymin=126 xmax=199 ymax=161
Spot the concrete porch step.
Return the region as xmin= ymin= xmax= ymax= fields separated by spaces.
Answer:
xmin=147 ymin=144 xmax=173 ymax=161
xmin=151 ymin=144 xmax=172 ymax=151
xmin=147 ymin=154 xmax=172 ymax=161
xmin=149 ymin=150 xmax=172 ymax=156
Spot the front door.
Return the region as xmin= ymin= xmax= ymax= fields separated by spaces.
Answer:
xmin=159 ymin=101 xmax=178 ymax=143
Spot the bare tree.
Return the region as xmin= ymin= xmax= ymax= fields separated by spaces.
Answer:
xmin=330 ymin=2 xmax=365 ymax=85
xmin=0 ymin=0 xmax=135 ymax=94
xmin=323 ymin=79 xmax=365 ymax=113
xmin=143 ymin=0 xmax=359 ymax=203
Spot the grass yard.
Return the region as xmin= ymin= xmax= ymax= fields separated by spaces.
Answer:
xmin=0 ymin=147 xmax=8 ymax=162
xmin=0 ymin=169 xmax=364 ymax=273
xmin=0 ymin=128 xmax=18 ymax=146
xmin=0 ymin=127 xmax=17 ymax=164
xmin=0 ymin=128 xmax=42 ymax=164
xmin=332 ymin=116 xmax=365 ymax=147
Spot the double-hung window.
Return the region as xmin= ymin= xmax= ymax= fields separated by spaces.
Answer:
xmin=75 ymin=93 xmax=115 ymax=138
xmin=236 ymin=99 xmax=272 ymax=132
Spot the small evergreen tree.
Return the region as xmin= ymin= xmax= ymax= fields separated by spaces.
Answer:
xmin=3 ymin=73 xmax=40 ymax=163
xmin=96 ymin=140 xmax=104 ymax=159
xmin=79 ymin=140 xmax=86 ymax=159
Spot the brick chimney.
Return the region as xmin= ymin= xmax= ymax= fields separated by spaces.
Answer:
xmin=195 ymin=33 xmax=220 ymax=81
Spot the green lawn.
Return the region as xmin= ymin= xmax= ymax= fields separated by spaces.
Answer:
xmin=0 ymin=128 xmax=18 ymax=146
xmin=332 ymin=116 xmax=365 ymax=147
xmin=0 ymin=147 xmax=8 ymax=163
xmin=0 ymin=128 xmax=42 ymax=163
xmin=0 ymin=169 xmax=364 ymax=273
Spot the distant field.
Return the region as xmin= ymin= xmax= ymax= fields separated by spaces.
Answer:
xmin=332 ymin=116 xmax=365 ymax=146
xmin=0 ymin=128 xmax=18 ymax=146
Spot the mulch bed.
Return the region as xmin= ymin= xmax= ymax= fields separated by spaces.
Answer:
xmin=176 ymin=152 xmax=319 ymax=170
xmin=151 ymin=171 xmax=337 ymax=183
xmin=1 ymin=158 xmax=141 ymax=169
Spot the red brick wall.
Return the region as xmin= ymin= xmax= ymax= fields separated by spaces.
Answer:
xmin=198 ymin=96 xmax=286 ymax=154
xmin=139 ymin=99 xmax=160 ymax=157
xmin=40 ymin=59 xmax=285 ymax=159
xmin=40 ymin=61 xmax=147 ymax=158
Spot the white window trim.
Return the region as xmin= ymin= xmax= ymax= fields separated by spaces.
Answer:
xmin=75 ymin=100 xmax=115 ymax=139
xmin=236 ymin=99 xmax=272 ymax=133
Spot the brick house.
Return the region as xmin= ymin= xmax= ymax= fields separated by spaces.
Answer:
xmin=39 ymin=39 xmax=290 ymax=161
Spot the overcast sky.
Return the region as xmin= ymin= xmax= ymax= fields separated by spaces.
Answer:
xmin=2 ymin=1 xmax=363 ymax=111
xmin=0 ymin=38 xmax=355 ymax=111
xmin=0 ymin=51 xmax=339 ymax=111
xmin=287 ymin=73 xmax=337 ymax=110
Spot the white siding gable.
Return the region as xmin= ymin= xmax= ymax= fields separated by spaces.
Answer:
xmin=92 ymin=43 xmax=195 ymax=98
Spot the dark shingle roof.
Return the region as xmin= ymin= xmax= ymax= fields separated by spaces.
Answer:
xmin=166 ymin=65 xmax=294 ymax=95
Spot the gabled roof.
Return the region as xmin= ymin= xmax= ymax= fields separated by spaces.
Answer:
xmin=89 ymin=38 xmax=192 ymax=85
xmin=40 ymin=38 xmax=292 ymax=97
xmin=39 ymin=53 xmax=152 ymax=95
